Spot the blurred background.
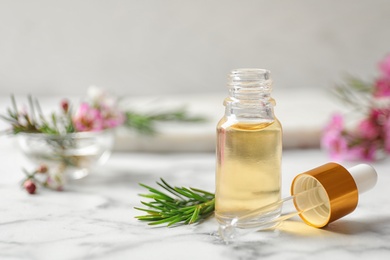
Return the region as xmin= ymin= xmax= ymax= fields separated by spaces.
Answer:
xmin=0 ymin=0 xmax=389 ymax=96
xmin=0 ymin=0 xmax=389 ymax=151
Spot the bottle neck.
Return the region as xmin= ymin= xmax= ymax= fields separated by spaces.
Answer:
xmin=224 ymin=69 xmax=276 ymax=121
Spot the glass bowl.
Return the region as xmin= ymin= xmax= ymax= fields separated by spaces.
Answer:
xmin=17 ymin=130 xmax=114 ymax=182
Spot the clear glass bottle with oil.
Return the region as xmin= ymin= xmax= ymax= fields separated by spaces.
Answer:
xmin=215 ymin=68 xmax=282 ymax=229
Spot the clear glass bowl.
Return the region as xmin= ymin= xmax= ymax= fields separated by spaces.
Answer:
xmin=17 ymin=130 xmax=114 ymax=181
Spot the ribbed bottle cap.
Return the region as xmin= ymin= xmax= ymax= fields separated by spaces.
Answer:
xmin=291 ymin=162 xmax=377 ymax=228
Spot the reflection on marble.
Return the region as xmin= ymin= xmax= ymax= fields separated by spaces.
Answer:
xmin=1 ymin=137 xmax=390 ymax=260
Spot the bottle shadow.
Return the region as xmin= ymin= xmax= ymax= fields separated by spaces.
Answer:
xmin=323 ymin=216 xmax=390 ymax=235
xmin=277 ymin=216 xmax=390 ymax=237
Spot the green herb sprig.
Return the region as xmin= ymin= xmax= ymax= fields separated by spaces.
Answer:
xmin=0 ymin=95 xmax=74 ymax=135
xmin=125 ymin=108 xmax=205 ymax=134
xmin=135 ymin=178 xmax=215 ymax=226
xmin=1 ymin=95 xmax=205 ymax=136
xmin=331 ymin=75 xmax=373 ymax=109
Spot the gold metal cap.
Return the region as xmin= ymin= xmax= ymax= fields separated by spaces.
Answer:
xmin=291 ymin=162 xmax=359 ymax=228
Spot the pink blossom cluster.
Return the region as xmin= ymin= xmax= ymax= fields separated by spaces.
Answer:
xmin=322 ymin=54 xmax=390 ymax=161
xmin=72 ymin=87 xmax=125 ymax=132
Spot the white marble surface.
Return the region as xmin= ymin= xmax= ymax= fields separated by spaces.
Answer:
xmin=1 ymin=135 xmax=390 ymax=260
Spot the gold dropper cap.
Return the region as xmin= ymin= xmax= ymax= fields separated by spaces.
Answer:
xmin=291 ymin=162 xmax=361 ymax=228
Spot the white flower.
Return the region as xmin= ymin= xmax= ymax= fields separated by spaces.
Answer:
xmin=86 ymin=86 xmax=116 ymax=108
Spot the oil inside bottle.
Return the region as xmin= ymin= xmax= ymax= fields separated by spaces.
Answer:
xmin=215 ymin=118 xmax=282 ymax=228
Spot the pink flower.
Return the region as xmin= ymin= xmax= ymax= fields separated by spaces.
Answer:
xmin=73 ymin=103 xmax=105 ymax=132
xmin=357 ymin=117 xmax=380 ymax=140
xmin=323 ymin=54 xmax=390 ymax=162
xmin=98 ymin=104 xmax=125 ymax=129
xmin=374 ymin=77 xmax=390 ymax=97
xmin=322 ymin=114 xmax=378 ymax=161
xmin=322 ymin=134 xmax=349 ymax=161
xmin=321 ymin=114 xmax=348 ymax=159
xmin=370 ymin=108 xmax=390 ymax=126
xmin=103 ymin=116 xmax=125 ymax=129
xmin=384 ymin=117 xmax=390 ymax=153
xmin=374 ymin=54 xmax=390 ymax=97
xmin=77 ymin=86 xmax=125 ymax=130
xmin=322 ymin=113 xmax=344 ymax=139
xmin=379 ymin=54 xmax=390 ymax=77
xmin=324 ymin=113 xmax=344 ymax=131
xmin=72 ymin=101 xmax=125 ymax=132
xmin=345 ymin=143 xmax=378 ymax=161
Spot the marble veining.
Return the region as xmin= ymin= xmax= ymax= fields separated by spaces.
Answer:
xmin=1 ymin=137 xmax=390 ymax=260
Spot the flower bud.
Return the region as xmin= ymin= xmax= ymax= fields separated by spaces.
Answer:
xmin=61 ymin=99 xmax=69 ymax=113
xmin=37 ymin=164 xmax=48 ymax=174
xmin=24 ymin=180 xmax=36 ymax=194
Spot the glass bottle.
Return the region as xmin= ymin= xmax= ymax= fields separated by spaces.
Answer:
xmin=215 ymin=68 xmax=282 ymax=229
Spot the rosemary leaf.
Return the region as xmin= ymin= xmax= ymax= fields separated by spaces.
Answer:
xmin=133 ymin=207 xmax=161 ymax=215
xmin=148 ymin=215 xmax=181 ymax=226
xmin=180 ymin=187 xmax=209 ymax=202
xmin=158 ymin=179 xmax=185 ymax=200
xmin=190 ymin=187 xmax=215 ymax=197
xmin=140 ymin=201 xmax=166 ymax=211
xmin=139 ymin=183 xmax=175 ymax=201
xmin=135 ymin=178 xmax=215 ymax=226
xmin=189 ymin=206 xmax=200 ymax=224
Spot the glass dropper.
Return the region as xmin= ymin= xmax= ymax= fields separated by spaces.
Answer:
xmin=218 ymin=163 xmax=378 ymax=242
xmin=218 ymin=185 xmax=325 ymax=242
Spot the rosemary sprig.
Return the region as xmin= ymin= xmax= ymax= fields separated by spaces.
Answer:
xmin=135 ymin=178 xmax=215 ymax=226
xmin=125 ymin=108 xmax=205 ymax=134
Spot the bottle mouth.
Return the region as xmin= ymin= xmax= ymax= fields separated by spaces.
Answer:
xmin=229 ymin=68 xmax=271 ymax=83
xmin=230 ymin=68 xmax=271 ymax=77
xmin=228 ymin=68 xmax=273 ymax=98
